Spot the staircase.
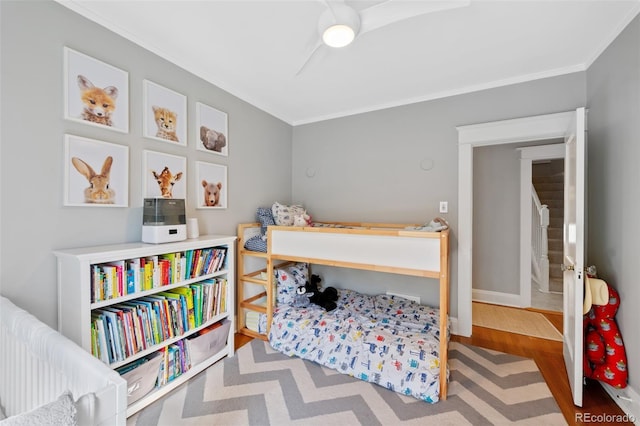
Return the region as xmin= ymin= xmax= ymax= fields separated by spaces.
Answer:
xmin=533 ymin=160 xmax=564 ymax=293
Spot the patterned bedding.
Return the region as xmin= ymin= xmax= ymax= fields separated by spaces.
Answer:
xmin=268 ymin=289 xmax=448 ymax=403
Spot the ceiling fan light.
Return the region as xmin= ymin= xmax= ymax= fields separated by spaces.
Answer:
xmin=322 ymin=24 xmax=355 ymax=48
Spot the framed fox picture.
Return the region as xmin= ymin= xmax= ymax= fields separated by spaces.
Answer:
xmin=63 ymin=47 xmax=129 ymax=133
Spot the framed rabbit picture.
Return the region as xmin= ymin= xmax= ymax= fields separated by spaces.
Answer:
xmin=64 ymin=134 xmax=129 ymax=207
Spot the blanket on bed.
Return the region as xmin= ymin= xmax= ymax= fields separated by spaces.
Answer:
xmin=268 ymin=290 xmax=448 ymax=403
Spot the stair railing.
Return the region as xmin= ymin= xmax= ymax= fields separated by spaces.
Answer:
xmin=531 ymin=184 xmax=550 ymax=292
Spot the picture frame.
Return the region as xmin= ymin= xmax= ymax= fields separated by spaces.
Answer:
xmin=142 ymin=150 xmax=187 ymax=199
xmin=64 ymin=134 xmax=129 ymax=207
xmin=196 ymin=102 xmax=228 ymax=156
xmin=195 ymin=161 xmax=227 ymax=209
xmin=143 ymin=80 xmax=187 ymax=146
xmin=64 ymin=47 xmax=129 ymax=133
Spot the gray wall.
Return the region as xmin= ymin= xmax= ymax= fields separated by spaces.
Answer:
xmin=0 ymin=0 xmax=292 ymax=327
xmin=473 ymin=143 xmax=521 ymax=295
xmin=587 ymin=13 xmax=639 ymax=394
xmin=292 ymin=74 xmax=586 ymax=317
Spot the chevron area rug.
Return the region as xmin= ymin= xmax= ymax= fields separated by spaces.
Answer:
xmin=127 ymin=339 xmax=565 ymax=425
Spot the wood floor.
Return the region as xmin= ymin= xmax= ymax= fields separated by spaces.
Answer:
xmin=234 ymin=309 xmax=631 ymax=425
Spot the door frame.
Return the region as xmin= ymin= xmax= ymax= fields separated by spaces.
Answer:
xmin=456 ymin=111 xmax=574 ymax=337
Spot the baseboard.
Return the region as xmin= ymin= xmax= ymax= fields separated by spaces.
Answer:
xmin=449 ymin=316 xmax=459 ymax=336
xmin=472 ymin=289 xmax=521 ymax=307
xmin=599 ymin=382 xmax=640 ymax=424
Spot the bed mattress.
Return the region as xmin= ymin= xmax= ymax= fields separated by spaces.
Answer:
xmin=268 ymin=289 xmax=448 ymax=403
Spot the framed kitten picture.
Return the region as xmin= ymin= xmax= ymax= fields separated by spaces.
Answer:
xmin=195 ymin=161 xmax=227 ymax=209
xmin=142 ymin=150 xmax=187 ymax=199
xmin=64 ymin=134 xmax=129 ymax=207
xmin=143 ymin=80 xmax=187 ymax=146
xmin=64 ymin=47 xmax=129 ymax=133
xmin=196 ymin=102 xmax=228 ymax=156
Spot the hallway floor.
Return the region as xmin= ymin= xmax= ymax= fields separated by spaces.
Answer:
xmin=531 ymin=283 xmax=563 ymax=312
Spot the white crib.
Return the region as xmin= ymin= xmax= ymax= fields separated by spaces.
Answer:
xmin=0 ymin=296 xmax=127 ymax=425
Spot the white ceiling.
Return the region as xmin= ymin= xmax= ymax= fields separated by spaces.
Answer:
xmin=57 ymin=0 xmax=640 ymax=125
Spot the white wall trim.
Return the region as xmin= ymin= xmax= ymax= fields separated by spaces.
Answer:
xmin=472 ymin=289 xmax=522 ymax=308
xmin=457 ymin=111 xmax=574 ymax=337
xmin=599 ymin=382 xmax=640 ymax=425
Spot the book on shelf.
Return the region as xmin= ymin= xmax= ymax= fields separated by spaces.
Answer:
xmin=155 ymin=341 xmax=191 ymax=387
xmin=91 ymin=312 xmax=110 ymax=363
xmin=126 ymin=258 xmax=141 ymax=294
xmin=140 ymin=296 xmax=170 ymax=342
xmin=118 ymin=302 xmax=149 ymax=352
xmin=169 ymin=287 xmax=196 ymax=330
xmin=105 ymin=260 xmax=125 ymax=297
xmin=189 ymin=283 xmax=202 ymax=327
xmin=158 ymin=292 xmax=186 ymax=336
xmin=101 ymin=307 xmax=133 ymax=361
xmin=97 ymin=309 xmax=122 ymax=363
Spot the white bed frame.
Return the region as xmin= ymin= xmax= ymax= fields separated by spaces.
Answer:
xmin=237 ymin=222 xmax=450 ymax=399
xmin=0 ymin=296 xmax=127 ymax=425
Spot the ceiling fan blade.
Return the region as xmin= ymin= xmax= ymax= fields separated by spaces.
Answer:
xmin=359 ymin=0 xmax=470 ymax=36
xmin=295 ymin=40 xmax=325 ymax=76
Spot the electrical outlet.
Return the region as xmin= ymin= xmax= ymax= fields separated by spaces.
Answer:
xmin=439 ymin=201 xmax=448 ymax=214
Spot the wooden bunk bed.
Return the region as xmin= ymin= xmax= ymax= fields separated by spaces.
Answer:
xmin=237 ymin=221 xmax=450 ymax=400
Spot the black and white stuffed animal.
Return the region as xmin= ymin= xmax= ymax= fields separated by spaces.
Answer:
xmin=292 ymin=285 xmax=312 ymax=308
xmin=305 ymin=274 xmax=338 ymax=311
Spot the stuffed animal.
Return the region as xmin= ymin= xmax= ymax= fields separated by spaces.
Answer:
xmin=292 ymin=285 xmax=312 ymax=308
xmin=293 ymin=213 xmax=312 ymax=227
xmin=583 ymin=277 xmax=628 ymax=388
xmin=305 ymin=274 xmax=338 ymax=311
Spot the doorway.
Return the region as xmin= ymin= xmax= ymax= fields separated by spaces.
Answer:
xmin=520 ymin=147 xmax=564 ymax=312
xmin=455 ymin=111 xmax=575 ymax=337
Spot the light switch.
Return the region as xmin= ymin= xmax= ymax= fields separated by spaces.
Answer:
xmin=439 ymin=201 xmax=448 ymax=214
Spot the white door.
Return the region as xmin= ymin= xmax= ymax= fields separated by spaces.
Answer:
xmin=563 ymin=107 xmax=586 ymax=407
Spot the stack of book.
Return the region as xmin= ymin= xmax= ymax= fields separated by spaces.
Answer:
xmin=90 ymin=247 xmax=228 ymax=303
xmin=90 ymin=278 xmax=228 ymax=364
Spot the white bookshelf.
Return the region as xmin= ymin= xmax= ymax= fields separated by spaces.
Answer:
xmin=54 ymin=235 xmax=236 ymax=417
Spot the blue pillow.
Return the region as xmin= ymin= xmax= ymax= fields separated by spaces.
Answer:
xmin=256 ymin=207 xmax=275 ymax=236
xmin=244 ymin=235 xmax=267 ymax=252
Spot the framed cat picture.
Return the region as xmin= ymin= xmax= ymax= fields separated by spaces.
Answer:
xmin=143 ymin=80 xmax=187 ymax=146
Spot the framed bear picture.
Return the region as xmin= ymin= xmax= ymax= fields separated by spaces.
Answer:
xmin=64 ymin=47 xmax=129 ymax=133
xmin=196 ymin=102 xmax=228 ymax=156
xmin=143 ymin=80 xmax=187 ymax=146
xmin=195 ymin=161 xmax=227 ymax=209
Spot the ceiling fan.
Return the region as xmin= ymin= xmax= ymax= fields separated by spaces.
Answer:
xmin=296 ymin=0 xmax=471 ymax=75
